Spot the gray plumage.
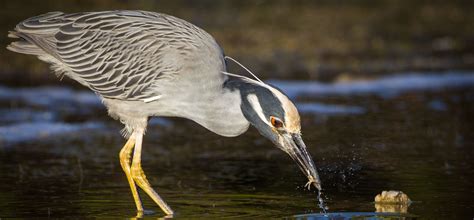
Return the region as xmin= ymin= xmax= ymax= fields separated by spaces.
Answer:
xmin=8 ymin=10 xmax=322 ymax=215
xmin=8 ymin=10 xmax=225 ymax=100
xmin=8 ymin=10 xmax=241 ymax=137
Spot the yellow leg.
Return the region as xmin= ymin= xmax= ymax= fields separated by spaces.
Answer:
xmin=131 ymin=129 xmax=174 ymax=216
xmin=119 ymin=135 xmax=144 ymax=212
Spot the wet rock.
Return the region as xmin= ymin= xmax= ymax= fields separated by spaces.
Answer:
xmin=375 ymin=190 xmax=411 ymax=204
xmin=374 ymin=190 xmax=411 ymax=213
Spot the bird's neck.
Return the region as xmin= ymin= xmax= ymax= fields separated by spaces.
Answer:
xmin=222 ymin=77 xmax=272 ymax=136
xmin=169 ymin=77 xmax=249 ymax=137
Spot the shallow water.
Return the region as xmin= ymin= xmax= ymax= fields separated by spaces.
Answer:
xmin=0 ymin=72 xmax=473 ymax=218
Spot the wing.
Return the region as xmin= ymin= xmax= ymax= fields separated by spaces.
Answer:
xmin=7 ymin=10 xmax=227 ymax=100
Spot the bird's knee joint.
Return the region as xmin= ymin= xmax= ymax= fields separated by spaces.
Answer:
xmin=132 ymin=173 xmax=149 ymax=186
xmin=119 ymin=150 xmax=130 ymax=161
xmin=131 ymin=166 xmax=151 ymax=186
xmin=131 ymin=166 xmax=146 ymax=177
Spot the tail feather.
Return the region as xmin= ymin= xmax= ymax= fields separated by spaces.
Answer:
xmin=7 ymin=12 xmax=65 ymax=58
xmin=7 ymin=31 xmax=43 ymax=55
xmin=8 ymin=31 xmax=19 ymax=38
xmin=7 ymin=41 xmax=43 ymax=55
xmin=7 ymin=11 xmax=74 ymax=81
xmin=8 ymin=31 xmax=60 ymax=61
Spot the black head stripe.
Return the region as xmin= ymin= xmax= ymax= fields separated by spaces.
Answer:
xmin=254 ymin=86 xmax=285 ymax=122
xmin=225 ymin=77 xmax=286 ymax=124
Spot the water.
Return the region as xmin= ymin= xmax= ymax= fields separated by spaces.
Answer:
xmin=295 ymin=212 xmax=418 ymax=219
xmin=317 ymin=190 xmax=327 ymax=214
xmin=0 ymin=72 xmax=473 ymax=218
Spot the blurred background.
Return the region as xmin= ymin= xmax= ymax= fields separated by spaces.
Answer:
xmin=2 ymin=0 xmax=474 ymax=84
xmin=0 ymin=0 xmax=473 ymax=218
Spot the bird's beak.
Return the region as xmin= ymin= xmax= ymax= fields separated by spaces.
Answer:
xmin=280 ymin=133 xmax=322 ymax=191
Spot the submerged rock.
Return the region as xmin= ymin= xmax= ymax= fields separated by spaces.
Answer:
xmin=374 ymin=190 xmax=411 ymax=213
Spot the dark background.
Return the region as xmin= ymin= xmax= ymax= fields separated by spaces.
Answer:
xmin=1 ymin=0 xmax=474 ymax=85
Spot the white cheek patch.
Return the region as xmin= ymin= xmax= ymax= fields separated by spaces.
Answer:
xmin=247 ymin=94 xmax=271 ymax=126
xmin=243 ymin=78 xmax=301 ymax=133
xmin=266 ymin=87 xmax=301 ymax=133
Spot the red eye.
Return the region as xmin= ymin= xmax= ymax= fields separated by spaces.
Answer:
xmin=270 ymin=116 xmax=284 ymax=128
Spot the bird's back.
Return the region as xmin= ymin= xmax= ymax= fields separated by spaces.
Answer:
xmin=7 ymin=10 xmax=227 ymax=101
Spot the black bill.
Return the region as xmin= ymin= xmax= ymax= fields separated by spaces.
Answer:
xmin=283 ymin=133 xmax=322 ymax=191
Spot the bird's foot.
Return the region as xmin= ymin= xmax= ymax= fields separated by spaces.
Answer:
xmin=305 ymin=179 xmax=315 ymax=190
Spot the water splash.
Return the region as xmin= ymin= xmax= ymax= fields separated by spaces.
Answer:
xmin=317 ymin=189 xmax=328 ymax=214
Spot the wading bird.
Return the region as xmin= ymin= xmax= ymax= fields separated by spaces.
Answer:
xmin=7 ymin=10 xmax=321 ymax=215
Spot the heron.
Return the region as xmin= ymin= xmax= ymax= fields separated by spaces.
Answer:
xmin=7 ymin=10 xmax=322 ymax=215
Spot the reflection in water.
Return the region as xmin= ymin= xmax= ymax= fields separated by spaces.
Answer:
xmin=374 ymin=203 xmax=410 ymax=214
xmin=295 ymin=212 xmax=417 ymax=220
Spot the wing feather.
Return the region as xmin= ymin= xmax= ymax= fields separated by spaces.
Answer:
xmin=7 ymin=10 xmax=226 ymax=100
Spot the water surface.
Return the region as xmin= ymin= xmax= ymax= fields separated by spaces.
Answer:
xmin=0 ymin=72 xmax=473 ymax=218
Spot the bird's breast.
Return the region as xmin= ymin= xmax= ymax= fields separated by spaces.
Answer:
xmin=118 ymin=82 xmax=248 ymax=137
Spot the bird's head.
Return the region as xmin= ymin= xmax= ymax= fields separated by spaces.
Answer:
xmin=236 ymin=79 xmax=322 ymax=190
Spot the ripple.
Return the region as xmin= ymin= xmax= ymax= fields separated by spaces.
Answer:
xmin=270 ymin=72 xmax=474 ymax=99
xmin=0 ymin=121 xmax=104 ymax=146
